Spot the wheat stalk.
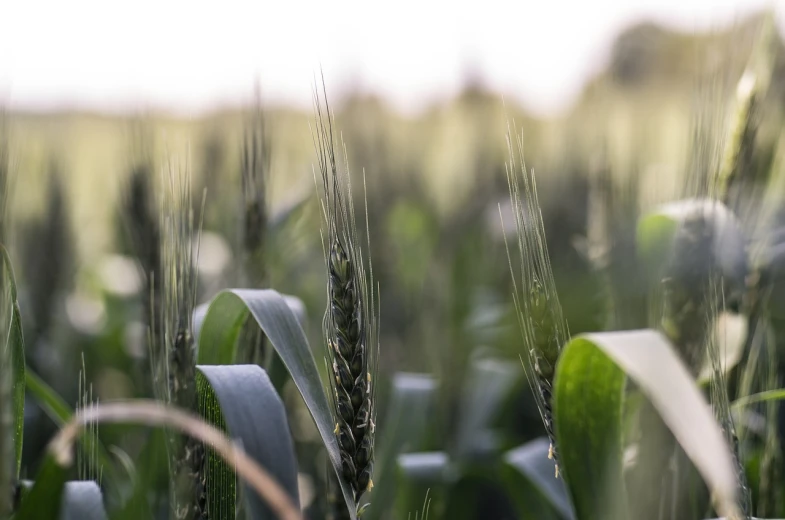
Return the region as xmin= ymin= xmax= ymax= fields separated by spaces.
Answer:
xmin=154 ymin=157 xmax=204 ymax=519
xmin=313 ymin=79 xmax=379 ymax=512
xmin=502 ymin=121 xmax=569 ymax=477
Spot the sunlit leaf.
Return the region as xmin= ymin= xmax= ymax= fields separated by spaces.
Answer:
xmin=554 ymin=330 xmax=739 ymax=520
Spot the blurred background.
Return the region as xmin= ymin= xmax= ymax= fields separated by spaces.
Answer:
xmin=2 ymin=1 xmax=785 ymax=518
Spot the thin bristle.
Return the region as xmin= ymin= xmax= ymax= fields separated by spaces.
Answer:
xmin=705 ymin=284 xmax=751 ymax=516
xmin=502 ymin=119 xmax=569 ymax=476
xmin=313 ymin=77 xmax=379 ymax=510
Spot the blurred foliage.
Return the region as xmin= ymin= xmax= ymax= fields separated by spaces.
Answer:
xmin=3 ymin=10 xmax=785 ymax=519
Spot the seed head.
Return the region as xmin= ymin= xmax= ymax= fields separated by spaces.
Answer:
xmin=313 ymin=79 xmax=379 ymax=509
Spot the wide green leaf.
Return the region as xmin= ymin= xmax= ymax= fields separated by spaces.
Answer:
xmin=554 ymin=330 xmax=739 ymax=520
xmin=196 ymin=289 xmax=355 ymax=518
xmin=364 ymin=373 xmax=437 ymax=519
xmin=196 ymin=364 xmax=300 ymax=519
xmin=552 ymin=334 xmax=627 ymax=520
xmin=502 ymin=437 xmax=575 ymax=520
xmin=193 ymin=293 xmax=306 ymax=351
xmin=2 ymin=244 xmax=25 ymax=476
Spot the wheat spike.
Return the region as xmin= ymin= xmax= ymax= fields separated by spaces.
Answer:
xmin=313 ymin=78 xmax=379 ymax=511
xmin=502 ymin=120 xmax=569 ymax=476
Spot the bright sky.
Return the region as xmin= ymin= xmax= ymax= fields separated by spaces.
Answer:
xmin=0 ymin=0 xmax=782 ymax=117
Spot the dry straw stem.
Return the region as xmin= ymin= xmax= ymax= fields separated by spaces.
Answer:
xmin=48 ymin=401 xmax=302 ymax=520
xmin=313 ymin=78 xmax=379 ymax=508
xmin=502 ymin=120 xmax=569 ymax=476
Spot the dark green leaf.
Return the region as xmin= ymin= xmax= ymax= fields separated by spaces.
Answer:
xmin=196 ymin=364 xmax=300 ymax=519
xmin=502 ymin=437 xmax=575 ymax=520
xmin=197 ymin=289 xmax=355 ymax=518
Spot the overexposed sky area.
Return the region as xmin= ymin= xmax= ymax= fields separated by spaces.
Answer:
xmin=0 ymin=0 xmax=783 ymax=117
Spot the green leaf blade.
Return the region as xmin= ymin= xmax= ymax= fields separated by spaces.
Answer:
xmin=553 ymin=336 xmax=627 ymax=520
xmin=197 ymin=289 xmax=356 ymax=518
xmin=555 ymin=330 xmax=741 ymax=519
xmin=2 ymin=244 xmax=26 ymax=477
xmin=196 ymin=364 xmax=300 ymax=519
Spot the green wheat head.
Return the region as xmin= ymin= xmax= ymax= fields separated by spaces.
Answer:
xmin=313 ymin=80 xmax=379 ymax=512
xmin=503 ymin=121 xmax=569 ymax=477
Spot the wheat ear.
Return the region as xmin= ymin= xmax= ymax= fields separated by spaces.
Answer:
xmin=313 ymin=79 xmax=379 ymax=510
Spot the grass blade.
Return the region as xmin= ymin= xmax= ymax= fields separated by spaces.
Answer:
xmin=1 ymin=244 xmax=25 ymax=477
xmin=197 ymin=288 xmax=356 ymax=518
xmin=196 ymin=364 xmax=300 ymax=519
